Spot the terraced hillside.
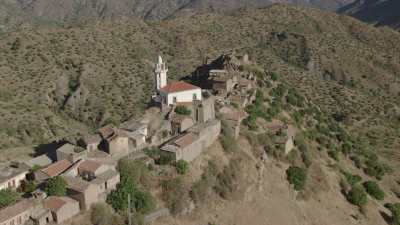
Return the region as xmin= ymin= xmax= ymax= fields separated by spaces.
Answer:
xmin=0 ymin=4 xmax=399 ymax=159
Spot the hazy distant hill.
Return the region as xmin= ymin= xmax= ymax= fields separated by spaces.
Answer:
xmin=339 ymin=0 xmax=400 ymax=30
xmin=0 ymin=0 xmax=355 ymax=32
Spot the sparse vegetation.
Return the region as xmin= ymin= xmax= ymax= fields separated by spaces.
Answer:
xmin=0 ymin=189 xmax=20 ymax=208
xmin=363 ymin=181 xmax=384 ymax=200
xmin=91 ymin=203 xmax=124 ymax=225
xmin=162 ymin=177 xmax=189 ymax=215
xmin=386 ymin=203 xmax=400 ymax=225
xmin=174 ymin=106 xmax=191 ymax=116
xmin=347 ymin=185 xmax=368 ymax=207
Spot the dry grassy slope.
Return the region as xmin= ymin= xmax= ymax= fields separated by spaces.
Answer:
xmin=0 ymin=4 xmax=399 ymax=152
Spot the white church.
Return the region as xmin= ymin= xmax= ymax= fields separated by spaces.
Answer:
xmin=153 ymin=56 xmax=202 ymax=106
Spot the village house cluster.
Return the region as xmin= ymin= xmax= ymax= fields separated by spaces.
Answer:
xmin=0 ymin=52 xmax=291 ymax=225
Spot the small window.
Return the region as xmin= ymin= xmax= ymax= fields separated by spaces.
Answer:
xmin=193 ymin=93 xmax=197 ymax=100
xmin=173 ymin=96 xmax=177 ymax=103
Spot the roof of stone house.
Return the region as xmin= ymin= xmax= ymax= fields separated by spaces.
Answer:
xmin=0 ymin=199 xmax=34 ymax=223
xmin=26 ymin=155 xmax=53 ymax=168
xmin=159 ymin=81 xmax=200 ymax=93
xmin=31 ymin=206 xmax=51 ymax=220
xmin=78 ymin=160 xmax=102 ymax=173
xmin=83 ymin=134 xmax=102 ymax=145
xmin=98 ymin=125 xmax=116 ymax=139
xmin=91 ymin=170 xmax=119 ymax=185
xmin=120 ymin=120 xmax=147 ymax=132
xmin=63 ymin=176 xmax=91 ymax=192
xmin=0 ymin=164 xmax=29 ymax=184
xmin=43 ymin=196 xmax=77 ymax=212
xmin=209 ymin=69 xmax=227 ymax=73
xmin=40 ymin=159 xmax=72 ymax=177
xmin=57 ymin=143 xmax=86 ymax=155
xmin=108 ymin=129 xmax=130 ymax=142
xmin=173 ymin=133 xmax=198 ymax=148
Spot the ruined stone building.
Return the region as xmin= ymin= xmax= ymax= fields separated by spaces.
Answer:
xmin=0 ymin=199 xmax=34 ymax=225
xmin=0 ymin=163 xmax=29 ymax=190
xmin=42 ymin=196 xmax=80 ymax=224
xmin=161 ymin=119 xmax=221 ymax=162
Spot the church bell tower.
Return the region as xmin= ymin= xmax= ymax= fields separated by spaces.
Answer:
xmin=155 ymin=55 xmax=168 ymax=90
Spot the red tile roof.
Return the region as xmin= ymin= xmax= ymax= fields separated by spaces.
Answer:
xmin=43 ymin=197 xmax=66 ymax=211
xmin=41 ymin=159 xmax=72 ymax=177
xmin=98 ymin=125 xmax=115 ymax=139
xmin=160 ymin=81 xmax=200 ymax=93
xmin=174 ymin=133 xmax=197 ymax=148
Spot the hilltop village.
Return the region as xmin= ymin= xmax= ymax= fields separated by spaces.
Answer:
xmin=0 ymin=53 xmax=296 ymax=225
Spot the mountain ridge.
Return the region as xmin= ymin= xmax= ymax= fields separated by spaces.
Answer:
xmin=339 ymin=0 xmax=400 ymax=30
xmin=0 ymin=0 xmax=356 ymax=33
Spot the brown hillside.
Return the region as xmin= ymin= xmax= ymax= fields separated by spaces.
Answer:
xmin=0 ymin=4 xmax=399 ymax=156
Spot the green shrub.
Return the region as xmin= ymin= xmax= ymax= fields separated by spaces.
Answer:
xmin=0 ymin=189 xmax=20 ymax=208
xmin=174 ymin=106 xmax=191 ymax=115
xmin=144 ymin=147 xmax=175 ymax=165
xmin=270 ymin=72 xmax=278 ymax=81
xmin=364 ymin=157 xmax=392 ymax=180
xmin=22 ymin=180 xmax=37 ymax=194
xmin=363 ymin=181 xmax=384 ymax=200
xmin=175 ymin=160 xmax=189 ymax=175
xmin=133 ymin=190 xmax=156 ymax=214
xmin=342 ymin=171 xmax=362 ymax=186
xmin=347 ymin=185 xmax=368 ymax=207
xmin=45 ymin=176 xmax=67 ymax=196
xmin=107 ymin=176 xmax=155 ymax=214
xmin=286 ymin=166 xmax=307 ymax=191
xmin=328 ymin=150 xmax=339 ymax=161
xmin=386 ymin=203 xmax=400 ymax=225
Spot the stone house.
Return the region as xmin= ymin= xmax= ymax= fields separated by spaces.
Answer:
xmin=30 ymin=206 xmax=54 ymax=225
xmin=120 ymin=121 xmax=148 ymax=150
xmin=209 ymin=69 xmax=238 ymax=95
xmin=219 ymin=107 xmax=247 ymax=139
xmin=0 ymin=163 xmax=29 ymax=190
xmin=98 ymin=125 xmax=130 ymax=156
xmin=56 ymin=143 xmax=87 ymax=163
xmin=80 ymin=135 xmax=102 ymax=152
xmin=43 ymin=196 xmax=80 ymax=224
xmin=0 ymin=199 xmax=34 ymax=225
xmin=161 ymin=120 xmax=221 ymax=162
xmin=77 ymin=160 xmax=113 ymax=180
xmin=193 ymin=94 xmax=216 ymax=123
xmin=63 ymin=176 xmax=100 ymax=211
xmin=62 ymin=160 xmax=120 ymax=210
